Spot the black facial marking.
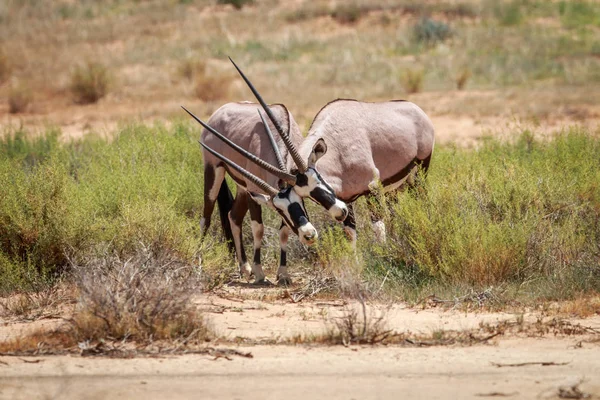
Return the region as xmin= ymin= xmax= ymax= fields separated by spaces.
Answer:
xmin=312 ymin=169 xmax=335 ymax=193
xmin=288 ymin=202 xmax=309 ymax=227
xmin=295 ymin=173 xmax=308 ymax=187
xmin=273 ymin=187 xmax=306 ymax=234
xmin=310 ymin=187 xmax=337 ymax=210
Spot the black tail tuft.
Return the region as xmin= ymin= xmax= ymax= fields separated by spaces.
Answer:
xmin=217 ymin=180 xmax=235 ymax=254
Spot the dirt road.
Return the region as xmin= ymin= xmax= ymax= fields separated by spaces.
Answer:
xmin=1 ymin=339 xmax=599 ymax=400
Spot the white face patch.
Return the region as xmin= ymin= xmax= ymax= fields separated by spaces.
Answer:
xmin=329 ymin=198 xmax=348 ymax=221
xmin=298 ymin=222 xmax=318 ymax=246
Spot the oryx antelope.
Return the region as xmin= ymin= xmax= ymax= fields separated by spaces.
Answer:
xmin=183 ymin=62 xmax=347 ymax=285
xmin=300 ymin=99 xmax=435 ymax=242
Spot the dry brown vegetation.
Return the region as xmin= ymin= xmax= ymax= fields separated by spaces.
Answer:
xmin=69 ymin=245 xmax=210 ymax=343
xmin=0 ymin=0 xmax=598 ymax=134
xmin=8 ymin=84 xmax=32 ymax=114
xmin=0 ymin=48 xmax=10 ymax=84
xmin=70 ymin=62 xmax=110 ymax=104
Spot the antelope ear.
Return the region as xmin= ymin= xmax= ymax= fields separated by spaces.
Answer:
xmin=308 ymin=138 xmax=327 ymax=167
xmin=249 ymin=192 xmax=273 ymax=207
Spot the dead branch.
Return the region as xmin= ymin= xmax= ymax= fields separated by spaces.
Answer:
xmin=490 ymin=361 xmax=570 ymax=368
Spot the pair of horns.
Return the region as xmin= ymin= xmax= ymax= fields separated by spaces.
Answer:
xmin=183 ymin=58 xmax=308 ymax=197
xmin=229 ymin=57 xmax=308 ymax=174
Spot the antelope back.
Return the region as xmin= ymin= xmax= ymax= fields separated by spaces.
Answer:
xmin=301 ymin=99 xmax=435 ymax=201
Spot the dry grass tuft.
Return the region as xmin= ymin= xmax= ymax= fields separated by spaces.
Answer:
xmin=400 ymin=68 xmax=424 ymax=94
xmin=8 ymin=83 xmax=32 ymax=114
xmin=0 ymin=284 xmax=71 ymax=321
xmin=0 ymin=48 xmax=10 ymax=84
xmin=69 ymin=245 xmax=211 ymax=343
xmin=456 ymin=68 xmax=471 ymax=90
xmin=555 ymin=296 xmax=600 ymax=318
xmin=327 ymin=301 xmax=394 ymax=345
xmin=194 ymin=72 xmax=232 ymax=102
xmin=70 ymin=61 xmax=110 ymax=104
xmin=177 ymin=59 xmax=207 ymax=82
xmin=217 ymin=0 xmax=254 ymax=10
xmin=0 ymin=330 xmax=76 ymax=355
xmin=330 ymin=3 xmax=363 ymax=24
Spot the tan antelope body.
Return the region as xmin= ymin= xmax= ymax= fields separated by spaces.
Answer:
xmin=301 ymin=99 xmax=435 ymax=241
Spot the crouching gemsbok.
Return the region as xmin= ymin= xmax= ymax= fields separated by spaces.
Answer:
xmin=182 ymin=63 xmax=347 ymax=285
xmin=300 ymin=99 xmax=435 ymax=243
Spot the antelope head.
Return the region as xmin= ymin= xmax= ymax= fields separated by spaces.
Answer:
xmin=228 ymin=58 xmax=349 ymax=223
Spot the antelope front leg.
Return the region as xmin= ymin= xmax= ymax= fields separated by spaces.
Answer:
xmin=229 ymin=191 xmax=251 ymax=280
xmin=248 ymin=198 xmax=267 ymax=284
xmin=276 ymin=222 xmax=292 ymax=286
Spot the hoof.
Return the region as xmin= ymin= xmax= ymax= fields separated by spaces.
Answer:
xmin=277 ymin=276 xmax=293 ymax=286
xmin=251 ymin=278 xmax=272 ymax=287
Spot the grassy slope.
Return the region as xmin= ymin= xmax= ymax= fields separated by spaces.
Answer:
xmin=1 ymin=0 xmax=600 ymax=128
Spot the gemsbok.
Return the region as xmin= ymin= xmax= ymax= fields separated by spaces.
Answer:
xmin=300 ymin=98 xmax=435 ymax=243
xmin=182 ymin=62 xmax=347 ymax=285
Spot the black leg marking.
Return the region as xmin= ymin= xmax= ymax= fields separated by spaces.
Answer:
xmin=229 ymin=190 xmax=249 ymax=268
xmin=280 ymin=248 xmax=287 ymax=267
xmin=201 ymin=164 xmax=216 ymax=238
xmin=277 ymin=221 xmax=291 ymax=286
xmin=343 ymin=203 xmax=356 ymax=231
xmin=342 ymin=203 xmax=357 ymax=244
xmin=248 ymin=198 xmax=263 ymax=267
xmin=216 ymin=181 xmax=235 ymax=253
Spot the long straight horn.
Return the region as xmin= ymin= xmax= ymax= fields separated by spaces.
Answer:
xmin=200 ymin=142 xmax=279 ymax=197
xmin=229 ymin=57 xmax=308 ymax=173
xmin=257 ymin=109 xmax=286 ymax=172
xmin=182 ymin=106 xmax=296 ymax=185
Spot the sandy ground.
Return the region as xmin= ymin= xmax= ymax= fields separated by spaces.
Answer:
xmin=1 ymin=339 xmax=599 ymax=400
xmin=2 ymin=292 xmax=600 ymax=400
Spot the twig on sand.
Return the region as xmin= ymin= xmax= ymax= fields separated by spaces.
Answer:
xmin=490 ymin=361 xmax=569 ymax=368
xmin=18 ymin=358 xmax=44 ymax=363
xmin=288 ymin=275 xmax=337 ymax=303
xmin=475 ymin=392 xmax=518 ymax=397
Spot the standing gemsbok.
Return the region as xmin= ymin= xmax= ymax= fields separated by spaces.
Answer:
xmin=299 ymin=99 xmax=435 ymax=243
xmin=182 ymin=62 xmax=347 ymax=285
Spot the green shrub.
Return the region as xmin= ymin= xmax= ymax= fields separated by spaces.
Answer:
xmin=0 ymin=122 xmax=227 ymax=294
xmin=382 ymin=129 xmax=600 ymax=290
xmin=413 ymin=18 xmax=452 ymax=45
xmin=558 ymin=0 xmax=600 ymax=28
xmin=70 ymin=61 xmax=110 ymax=104
xmin=3 ymin=123 xmax=599 ymax=304
xmin=494 ymin=0 xmax=524 ymax=26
